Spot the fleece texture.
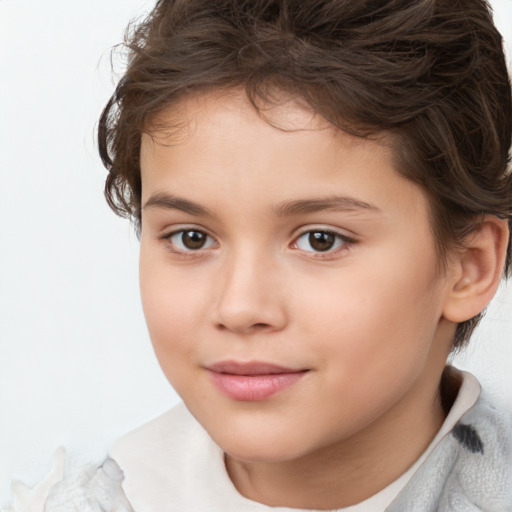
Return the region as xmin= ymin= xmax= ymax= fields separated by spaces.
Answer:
xmin=388 ymin=390 xmax=512 ymax=511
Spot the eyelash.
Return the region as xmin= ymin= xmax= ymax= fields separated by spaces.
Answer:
xmin=159 ymin=228 xmax=217 ymax=257
xmin=159 ymin=227 xmax=356 ymax=258
xmin=291 ymin=229 xmax=355 ymax=257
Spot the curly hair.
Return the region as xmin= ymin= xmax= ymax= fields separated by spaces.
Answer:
xmin=98 ymin=0 xmax=512 ymax=350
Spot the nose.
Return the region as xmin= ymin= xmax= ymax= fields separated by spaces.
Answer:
xmin=212 ymin=250 xmax=287 ymax=335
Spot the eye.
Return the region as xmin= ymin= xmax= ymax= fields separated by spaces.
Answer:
xmin=293 ymin=230 xmax=351 ymax=253
xmin=165 ymin=229 xmax=216 ymax=252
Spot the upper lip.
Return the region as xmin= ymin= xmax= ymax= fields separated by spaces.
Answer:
xmin=206 ymin=361 xmax=307 ymax=376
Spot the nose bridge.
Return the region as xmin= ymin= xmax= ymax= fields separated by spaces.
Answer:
xmin=213 ymin=243 xmax=286 ymax=333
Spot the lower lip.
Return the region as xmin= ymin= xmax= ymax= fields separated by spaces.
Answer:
xmin=208 ymin=371 xmax=308 ymax=401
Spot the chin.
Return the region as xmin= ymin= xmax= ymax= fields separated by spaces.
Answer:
xmin=212 ymin=426 xmax=314 ymax=464
xmin=224 ymin=445 xmax=300 ymax=465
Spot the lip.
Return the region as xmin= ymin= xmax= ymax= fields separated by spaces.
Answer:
xmin=206 ymin=361 xmax=309 ymax=401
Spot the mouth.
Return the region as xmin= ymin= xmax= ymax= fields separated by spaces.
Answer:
xmin=206 ymin=361 xmax=309 ymax=401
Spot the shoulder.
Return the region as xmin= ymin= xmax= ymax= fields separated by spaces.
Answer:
xmin=109 ymin=402 xmax=235 ymax=511
xmin=2 ymin=449 xmax=135 ymax=512
xmin=391 ymin=383 xmax=512 ymax=512
xmin=2 ymin=404 xmax=241 ymax=512
xmin=453 ymin=390 xmax=512 ymax=499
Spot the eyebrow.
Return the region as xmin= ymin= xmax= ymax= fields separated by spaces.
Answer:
xmin=143 ymin=193 xmax=212 ymax=216
xmin=142 ymin=192 xmax=379 ymax=217
xmin=273 ymin=195 xmax=380 ymax=216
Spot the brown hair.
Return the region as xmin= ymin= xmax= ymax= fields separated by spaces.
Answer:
xmin=98 ymin=0 xmax=512 ymax=350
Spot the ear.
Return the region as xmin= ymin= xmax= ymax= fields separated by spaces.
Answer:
xmin=442 ymin=216 xmax=509 ymax=323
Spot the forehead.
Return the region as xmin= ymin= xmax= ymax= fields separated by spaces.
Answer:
xmin=140 ymin=89 xmax=426 ymax=220
xmin=143 ymin=88 xmax=392 ymax=160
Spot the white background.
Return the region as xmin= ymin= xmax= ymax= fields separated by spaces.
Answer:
xmin=0 ymin=0 xmax=511 ymax=503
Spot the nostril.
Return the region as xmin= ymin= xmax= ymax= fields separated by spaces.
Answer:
xmin=214 ymin=320 xmax=274 ymax=333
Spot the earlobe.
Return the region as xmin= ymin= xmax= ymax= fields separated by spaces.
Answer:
xmin=443 ymin=217 xmax=509 ymax=323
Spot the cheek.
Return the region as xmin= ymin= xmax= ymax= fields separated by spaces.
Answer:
xmin=293 ymin=247 xmax=443 ymax=368
xmin=289 ymin=262 xmax=443 ymax=434
xmin=139 ymin=247 xmax=207 ymax=366
xmin=140 ymin=274 xmax=204 ymax=397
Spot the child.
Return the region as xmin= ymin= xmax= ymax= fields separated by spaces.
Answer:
xmin=5 ymin=0 xmax=512 ymax=510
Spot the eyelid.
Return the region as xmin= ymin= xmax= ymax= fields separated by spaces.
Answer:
xmin=292 ymin=225 xmax=357 ymax=241
xmin=156 ymin=224 xmax=356 ymax=257
xmin=159 ymin=226 xmax=218 ymax=255
xmin=290 ymin=226 xmax=357 ymax=255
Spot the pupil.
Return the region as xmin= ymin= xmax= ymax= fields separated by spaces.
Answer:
xmin=309 ymin=232 xmax=335 ymax=252
xmin=182 ymin=230 xmax=206 ymax=249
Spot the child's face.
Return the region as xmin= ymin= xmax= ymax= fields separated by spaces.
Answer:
xmin=139 ymin=90 xmax=456 ymax=464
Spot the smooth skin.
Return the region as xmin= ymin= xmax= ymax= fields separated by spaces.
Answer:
xmin=138 ymin=90 xmax=508 ymax=509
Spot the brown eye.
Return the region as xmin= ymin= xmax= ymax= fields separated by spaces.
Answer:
xmin=294 ymin=230 xmax=350 ymax=253
xmin=167 ymin=229 xmax=216 ymax=252
xmin=309 ymin=232 xmax=335 ymax=252
xmin=182 ymin=230 xmax=207 ymax=249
